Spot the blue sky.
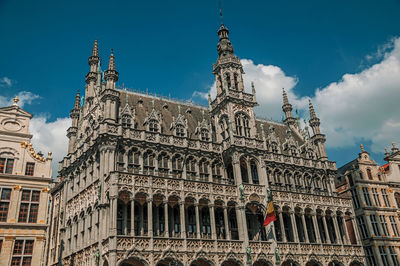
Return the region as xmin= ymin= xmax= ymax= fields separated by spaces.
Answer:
xmin=1 ymin=0 xmax=400 ymax=174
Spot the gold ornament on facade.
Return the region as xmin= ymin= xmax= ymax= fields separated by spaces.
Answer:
xmin=20 ymin=141 xmax=46 ymax=162
xmin=42 ymin=187 xmax=50 ymax=192
xmin=13 ymin=185 xmax=22 ymax=191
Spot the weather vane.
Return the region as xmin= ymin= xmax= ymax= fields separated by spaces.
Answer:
xmin=219 ymin=0 xmax=224 ymax=25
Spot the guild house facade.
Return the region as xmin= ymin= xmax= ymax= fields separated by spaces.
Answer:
xmin=0 ymin=97 xmax=52 ymax=266
xmin=46 ymin=22 xmax=365 ymax=266
xmin=336 ymin=144 xmax=400 ymax=266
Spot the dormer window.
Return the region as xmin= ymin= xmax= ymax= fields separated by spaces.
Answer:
xmin=271 ymin=142 xmax=278 ymax=153
xmin=122 ymin=115 xmax=132 ymax=128
xmin=200 ymin=128 xmax=209 ymax=141
xmin=149 ymin=119 xmax=159 ymax=132
xmin=176 ymin=124 xmax=185 ymax=137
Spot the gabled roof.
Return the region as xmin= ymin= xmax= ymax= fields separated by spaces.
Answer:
xmin=0 ymin=105 xmax=33 ymax=118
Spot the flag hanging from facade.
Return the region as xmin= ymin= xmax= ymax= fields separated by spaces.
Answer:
xmin=263 ymin=189 xmax=277 ymax=227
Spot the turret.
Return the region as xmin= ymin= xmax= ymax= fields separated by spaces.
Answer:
xmin=101 ymin=49 xmax=120 ymax=122
xmin=308 ymin=100 xmax=327 ymax=160
xmin=282 ymin=88 xmax=296 ymax=128
xmin=67 ymin=91 xmax=80 ymax=154
xmin=104 ymin=49 xmax=119 ymax=90
xmin=85 ymin=40 xmax=100 ymax=102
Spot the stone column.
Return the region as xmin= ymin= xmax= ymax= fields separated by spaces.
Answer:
xmin=235 ymin=206 xmax=244 ymax=241
xmin=131 ymin=200 xmax=135 ymax=236
xmin=148 ymin=199 xmax=153 ymax=237
xmin=301 ymin=212 xmax=309 ymax=243
xmin=123 ymin=203 xmax=128 ymax=235
xmin=195 ymin=203 xmax=200 ymax=239
xmin=322 ymin=213 xmax=331 ymax=244
xmin=278 ymin=211 xmax=287 ymax=242
xmin=210 ymin=204 xmax=217 ymax=239
xmin=164 ymin=200 xmax=169 ymax=237
xmin=139 ymin=204 xmax=144 ymax=236
xmin=341 ymin=215 xmax=350 ymax=244
xmin=180 ymin=202 xmax=186 ymax=238
xmin=110 ymin=197 xmax=118 ymax=235
xmin=290 ymin=211 xmax=299 ymax=242
xmin=332 ymin=214 xmax=341 ymax=244
xmin=350 ymin=215 xmax=361 ymax=244
xmin=311 ymin=212 xmax=321 ymax=243
xmin=223 ymin=206 xmax=230 ymax=240
xmin=232 ymin=155 xmax=242 ymax=184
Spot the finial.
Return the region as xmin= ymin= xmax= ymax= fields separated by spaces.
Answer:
xmin=360 ymin=144 xmax=364 ymax=152
xmin=108 ymin=49 xmax=115 ymax=70
xmin=92 ymin=40 xmax=99 ymax=57
xmin=251 ymin=82 xmax=256 ymax=94
xmin=74 ymin=90 xmax=80 ymax=109
xmin=151 ymin=99 xmax=155 ymax=109
xmin=392 ymin=142 xmax=399 ymax=153
xmin=12 ymin=96 xmax=19 ymax=106
xmin=282 ymin=88 xmax=289 ymax=105
xmin=178 ymin=105 xmax=181 ymax=114
xmin=385 ymin=147 xmax=390 ymax=156
xmin=219 ymin=0 xmax=224 ymax=25
xmin=308 ymin=99 xmax=316 ymax=119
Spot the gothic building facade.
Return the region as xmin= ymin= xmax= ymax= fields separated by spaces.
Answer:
xmin=336 ymin=144 xmax=400 ymax=266
xmin=0 ymin=97 xmax=53 ymax=266
xmin=46 ymin=23 xmax=365 ymax=266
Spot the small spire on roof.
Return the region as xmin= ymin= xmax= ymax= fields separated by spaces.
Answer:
xmin=108 ymin=49 xmax=115 ymax=71
xmin=74 ymin=91 xmax=80 ymax=109
xmin=12 ymin=96 xmax=19 ymax=106
xmin=360 ymin=144 xmax=365 ymax=152
xmin=392 ymin=142 xmax=399 ymax=153
xmin=92 ymin=39 xmax=99 ymax=57
xmin=282 ymin=88 xmax=289 ymax=105
xmin=308 ymin=99 xmax=317 ymax=119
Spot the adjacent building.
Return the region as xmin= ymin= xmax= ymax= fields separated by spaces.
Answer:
xmin=336 ymin=144 xmax=400 ymax=266
xmin=46 ymin=21 xmax=365 ymax=266
xmin=0 ymin=97 xmax=52 ymax=265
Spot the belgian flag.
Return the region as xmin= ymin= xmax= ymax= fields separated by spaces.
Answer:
xmin=263 ymin=189 xmax=277 ymax=227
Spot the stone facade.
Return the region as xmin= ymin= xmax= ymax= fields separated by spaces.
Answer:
xmin=0 ymin=97 xmax=52 ymax=266
xmin=336 ymin=145 xmax=400 ymax=266
xmin=46 ymin=23 xmax=365 ymax=266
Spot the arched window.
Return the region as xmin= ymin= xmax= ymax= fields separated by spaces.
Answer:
xmin=367 ymin=169 xmax=373 ymax=180
xmin=127 ymin=148 xmax=140 ymax=173
xmin=121 ymin=114 xmax=132 ymax=128
xmin=212 ymin=161 xmax=222 ymax=183
xmin=149 ymin=119 xmax=159 ymax=132
xmin=271 ymin=142 xmax=278 ymax=153
xmin=117 ymin=149 xmax=125 ymax=171
xmin=235 ymin=113 xmax=250 ymax=137
xmin=233 ymin=73 xmax=239 ymax=90
xmin=200 ymin=128 xmax=209 ymax=141
xmin=290 ymin=147 xmax=298 ymax=157
xmin=158 ymin=153 xmax=169 ymax=177
xmin=240 ymin=157 xmax=249 ymax=183
xmin=172 ymin=155 xmax=183 ymax=178
xmin=186 ymin=157 xmax=196 ymax=180
xmin=227 ymin=162 xmax=234 ymax=184
xmin=219 ymin=117 xmax=229 ymax=140
xmin=225 ymin=73 xmax=231 ymax=89
xmin=218 ymin=75 xmax=223 ymax=92
xmin=250 ymin=160 xmax=259 ymax=184
xmin=143 ymin=151 xmax=154 ymax=175
xmin=176 ymin=124 xmax=185 ymax=137
xmin=199 ymin=159 xmax=209 ymax=181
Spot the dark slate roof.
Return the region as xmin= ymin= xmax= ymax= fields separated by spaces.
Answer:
xmin=337 ymin=159 xmax=358 ymax=175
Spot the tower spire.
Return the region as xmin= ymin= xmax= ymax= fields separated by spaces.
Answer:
xmin=308 ymin=99 xmax=327 ymax=160
xmin=309 ymin=99 xmax=317 ymax=119
xmin=91 ymin=39 xmax=99 ymax=57
xmin=282 ymin=88 xmax=295 ymax=128
xmin=86 ymin=40 xmax=100 ymax=102
xmin=219 ymin=0 xmax=224 ymax=25
xmin=74 ymin=90 xmax=80 ymax=110
xmin=104 ymin=49 xmax=119 ymax=90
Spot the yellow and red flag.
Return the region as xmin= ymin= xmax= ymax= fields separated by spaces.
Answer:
xmin=263 ymin=189 xmax=276 ymax=227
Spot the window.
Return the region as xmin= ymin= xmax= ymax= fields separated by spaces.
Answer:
xmin=235 ymin=113 xmax=250 ymax=137
xmin=18 ymin=190 xmax=40 ymax=223
xmin=372 ymin=188 xmax=381 ymax=206
xmin=200 ymin=128 xmax=209 ymax=141
xmin=395 ymin=193 xmax=400 ymax=208
xmin=357 ymin=216 xmax=369 ymax=239
xmin=0 ymin=188 xmax=12 ymax=222
xmin=199 ymin=159 xmax=209 ymax=181
xmin=143 ymin=151 xmax=154 ymax=175
xmin=186 ymin=157 xmax=196 ymax=180
xmin=364 ymin=246 xmax=376 ymax=266
xmin=148 ymin=119 xmax=158 ymax=132
xmin=382 ymin=189 xmax=390 ymax=207
xmin=367 ymin=168 xmax=373 ymax=180
xmin=121 ymin=115 xmax=131 ymax=128
xmin=157 ymin=153 xmax=169 ymax=177
xmin=370 ymin=215 xmax=380 ymax=236
xmin=379 ymin=246 xmax=389 ymax=266
xmin=171 ymin=155 xmax=183 ymax=178
xmin=379 ymin=215 xmax=389 ymax=236
xmin=351 ymin=189 xmax=360 ymax=209
xmin=233 ymin=73 xmax=239 ymax=90
xmin=11 ymin=240 xmax=34 ymax=266
xmin=176 ymin=124 xmax=185 ymax=137
xmin=127 ymin=149 xmax=140 ymax=173
xmin=250 ymin=160 xmax=259 ymax=184
xmin=363 ymin=187 xmax=372 ymax=206
xmin=25 ymin=163 xmax=35 ymax=176
xmin=271 ymin=142 xmax=278 ymax=153
xmin=219 ymin=118 xmax=229 ymax=140
xmin=389 ymin=216 xmax=399 ymax=236
xmin=0 ymin=158 xmax=14 ymax=174
xmin=212 ymin=161 xmax=222 ymax=183
xmin=116 ymin=150 xmax=125 ymax=171
xmin=389 ymin=246 xmax=399 ymax=266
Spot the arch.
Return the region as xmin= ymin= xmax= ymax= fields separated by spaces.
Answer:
xmin=349 ymin=260 xmax=364 ymax=266
xmin=328 ymin=261 xmax=344 ymax=266
xmin=245 ymin=202 xmax=267 ymax=241
xmin=119 ymin=258 xmax=148 ymax=266
xmin=305 ymin=260 xmax=323 ymax=266
xmin=156 ymin=258 xmax=184 ymax=266
xmin=240 ymin=157 xmax=249 ymax=183
xmin=253 ymin=259 xmax=273 ymax=266
xmin=221 ymin=259 xmax=243 ymax=266
xmin=281 ymin=259 xmax=300 ymax=266
xmin=190 ymin=258 xmax=214 ymax=266
xmin=227 ymin=201 xmax=239 ymax=240
xmin=250 ymin=159 xmax=259 ymax=184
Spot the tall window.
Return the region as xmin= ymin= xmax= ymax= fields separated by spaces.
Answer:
xmin=25 ymin=163 xmax=35 ymax=176
xmin=18 ymin=190 xmax=40 ymax=223
xmin=0 ymin=158 xmax=14 ymax=174
xmin=148 ymin=119 xmax=158 ymax=132
xmin=379 ymin=246 xmax=389 ymax=266
xmin=116 ymin=150 xmax=125 ymax=171
xmin=225 ymin=73 xmax=231 ymax=89
xmin=200 ymin=128 xmax=209 ymax=141
xmin=233 ymin=73 xmax=239 ymax=90
xmin=199 ymin=159 xmax=209 ymax=181
xmin=127 ymin=149 xmax=140 ymax=173
xmin=143 ymin=151 xmax=154 ymax=175
xmin=0 ymin=187 xmax=12 ymax=222
xmin=171 ymin=155 xmax=183 ymax=178
xmin=379 ymin=215 xmax=389 ymax=236
xmin=395 ymin=193 xmax=400 ymax=208
xmin=370 ymin=215 xmax=380 ymax=236
xmin=212 ymin=161 xmax=222 ymax=183
xmin=367 ymin=168 xmax=373 ymax=180
xmin=363 ymin=187 xmax=372 ymax=206
xmin=351 ymin=189 xmax=360 ymax=209
xmin=11 ymin=239 xmax=34 ymax=266
xmin=372 ymin=188 xmax=381 ymax=206
xmin=219 ymin=118 xmax=229 ymax=140
xmin=176 ymin=124 xmax=185 ymax=137
xmin=121 ymin=114 xmax=132 ymax=128
xmin=357 ymin=216 xmax=369 ymax=239
xmin=389 ymin=216 xmax=399 ymax=236
xmin=389 ymin=246 xmax=399 ymax=266
xmin=382 ymin=189 xmax=390 ymax=207
xmin=235 ymin=113 xmax=250 ymax=137
xmin=157 ymin=153 xmax=169 ymax=177
xmin=364 ymin=246 xmax=376 ymax=266
xmin=250 ymin=160 xmax=259 ymax=184
xmin=186 ymin=157 xmax=196 ymax=180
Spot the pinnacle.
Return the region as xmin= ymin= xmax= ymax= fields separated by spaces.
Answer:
xmin=92 ymin=40 xmax=99 ymax=57
xmin=108 ymin=49 xmax=115 ymax=71
xmin=282 ymin=88 xmax=289 ymax=105
xmin=309 ymin=99 xmax=317 ymax=119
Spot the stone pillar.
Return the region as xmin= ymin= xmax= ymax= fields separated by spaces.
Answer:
xmin=350 ymin=215 xmax=361 ymax=244
xmin=210 ymin=204 xmax=217 ymax=239
xmin=123 ymin=203 xmax=128 ymax=235
xmin=322 ymin=213 xmax=331 ymax=244
xmin=223 ymin=206 xmax=230 ymax=240
xmin=311 ymin=212 xmax=321 ymax=243
xmin=301 ymin=212 xmax=309 ymax=243
xmin=374 ymin=246 xmax=384 ymax=265
xmin=341 ymin=215 xmax=350 ymax=244
xmin=332 ymin=214 xmax=341 ymax=244
xmin=139 ymin=204 xmax=144 ymax=236
xmin=148 ymin=199 xmax=153 ymax=237
xmin=164 ymin=200 xmax=169 ymax=237
xmin=290 ymin=211 xmax=299 ymax=242
xmin=279 ymin=211 xmax=287 ymax=242
xmin=235 ymin=206 xmax=244 ymax=241
xmin=131 ymin=200 xmax=135 ymax=236
xmin=110 ymin=197 xmax=117 ymax=235
xmin=232 ymin=156 xmax=242 ymax=185
xmin=195 ymin=203 xmax=200 ymax=239
xmin=180 ymin=202 xmax=186 ymax=238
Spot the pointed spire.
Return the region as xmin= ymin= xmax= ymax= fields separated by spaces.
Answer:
xmin=282 ymin=88 xmax=289 ymax=105
xmin=108 ymin=49 xmax=115 ymax=71
xmin=92 ymin=40 xmax=99 ymax=57
xmin=74 ymin=90 xmax=80 ymax=109
xmin=251 ymin=82 xmax=256 ymax=95
xmin=309 ymin=99 xmax=317 ymax=119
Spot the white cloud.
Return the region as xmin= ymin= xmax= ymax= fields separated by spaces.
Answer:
xmin=30 ymin=116 xmax=71 ymax=177
xmin=0 ymin=91 xmax=40 ymax=108
xmin=199 ymin=37 xmax=400 ymax=154
xmin=0 ymin=77 xmax=12 ymax=87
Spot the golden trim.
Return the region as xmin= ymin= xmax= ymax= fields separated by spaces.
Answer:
xmin=13 ymin=185 xmax=22 ymax=191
